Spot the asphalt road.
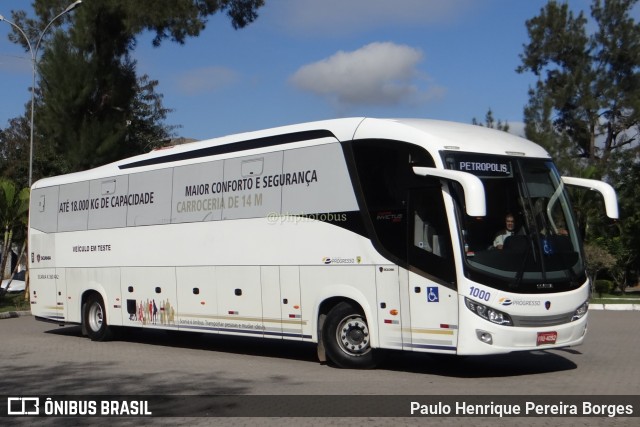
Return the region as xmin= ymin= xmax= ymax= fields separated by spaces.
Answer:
xmin=1 ymin=311 xmax=638 ymax=426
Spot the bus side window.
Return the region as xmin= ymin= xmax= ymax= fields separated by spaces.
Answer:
xmin=409 ymin=187 xmax=455 ymax=283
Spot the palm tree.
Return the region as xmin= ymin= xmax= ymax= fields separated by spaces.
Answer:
xmin=0 ymin=179 xmax=29 ymax=285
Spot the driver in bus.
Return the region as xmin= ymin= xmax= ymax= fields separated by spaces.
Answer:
xmin=493 ymin=213 xmax=517 ymax=250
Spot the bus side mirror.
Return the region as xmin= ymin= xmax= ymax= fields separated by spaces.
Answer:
xmin=561 ymin=176 xmax=619 ymax=219
xmin=412 ymin=167 xmax=486 ymax=217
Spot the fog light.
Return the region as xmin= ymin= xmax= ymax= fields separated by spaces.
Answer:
xmin=476 ymin=329 xmax=493 ymax=345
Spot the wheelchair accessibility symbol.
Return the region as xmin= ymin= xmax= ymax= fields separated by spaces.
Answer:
xmin=427 ymin=286 xmax=439 ymax=302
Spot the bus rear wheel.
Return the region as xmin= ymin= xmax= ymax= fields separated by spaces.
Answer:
xmin=83 ymin=294 xmax=112 ymax=341
xmin=323 ymin=302 xmax=379 ymax=369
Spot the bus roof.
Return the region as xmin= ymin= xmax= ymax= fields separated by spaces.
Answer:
xmin=353 ymin=118 xmax=550 ymax=159
xmin=32 ymin=117 xmax=550 ymax=189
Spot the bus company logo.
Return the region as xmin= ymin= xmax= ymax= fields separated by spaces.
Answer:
xmin=499 ymin=297 xmax=542 ymax=307
xmin=322 ymin=257 xmax=359 ymax=265
xmin=507 ymin=299 xmax=542 ymax=306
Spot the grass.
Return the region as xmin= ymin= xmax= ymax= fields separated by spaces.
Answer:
xmin=590 ymin=291 xmax=640 ymax=305
xmin=0 ymin=291 xmax=29 ymax=313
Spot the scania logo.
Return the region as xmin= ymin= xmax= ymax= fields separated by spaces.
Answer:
xmin=545 ymin=301 xmax=551 ymax=310
xmin=34 ymin=254 xmax=51 ymax=263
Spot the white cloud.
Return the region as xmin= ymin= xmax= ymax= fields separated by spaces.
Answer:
xmin=290 ymin=42 xmax=444 ymax=108
xmin=275 ymin=0 xmax=476 ymax=35
xmin=507 ymin=121 xmax=527 ymax=138
xmin=176 ymin=66 xmax=238 ymax=95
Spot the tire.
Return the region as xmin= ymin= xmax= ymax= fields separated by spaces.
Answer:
xmin=83 ymin=294 xmax=113 ymax=341
xmin=322 ymin=301 xmax=380 ymax=369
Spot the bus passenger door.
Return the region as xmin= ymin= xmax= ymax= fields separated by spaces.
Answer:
xmin=407 ymin=273 xmax=458 ymax=353
xmin=407 ymin=187 xmax=459 ymax=354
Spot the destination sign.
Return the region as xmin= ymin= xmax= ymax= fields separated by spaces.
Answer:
xmin=446 ymin=154 xmax=512 ymax=177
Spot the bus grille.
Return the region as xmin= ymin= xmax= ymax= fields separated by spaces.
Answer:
xmin=511 ymin=312 xmax=575 ymax=327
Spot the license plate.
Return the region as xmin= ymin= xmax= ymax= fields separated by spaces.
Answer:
xmin=537 ymin=331 xmax=558 ymax=346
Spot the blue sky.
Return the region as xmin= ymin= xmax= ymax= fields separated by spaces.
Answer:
xmin=0 ymin=0 xmax=632 ymax=141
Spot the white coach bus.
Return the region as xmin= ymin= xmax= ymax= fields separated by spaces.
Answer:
xmin=28 ymin=118 xmax=618 ymax=368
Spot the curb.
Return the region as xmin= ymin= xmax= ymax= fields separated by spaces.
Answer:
xmin=589 ymin=304 xmax=640 ymax=311
xmin=0 ymin=310 xmax=31 ymax=319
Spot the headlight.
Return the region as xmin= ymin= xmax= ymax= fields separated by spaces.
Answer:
xmin=571 ymin=301 xmax=588 ymax=321
xmin=465 ymin=297 xmax=513 ymax=326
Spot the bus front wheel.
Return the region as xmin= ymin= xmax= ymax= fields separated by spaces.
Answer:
xmin=83 ymin=294 xmax=113 ymax=341
xmin=323 ymin=302 xmax=379 ymax=369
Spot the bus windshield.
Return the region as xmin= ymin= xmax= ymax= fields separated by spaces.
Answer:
xmin=443 ymin=152 xmax=585 ymax=293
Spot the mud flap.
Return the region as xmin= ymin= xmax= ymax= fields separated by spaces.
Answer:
xmin=81 ymin=302 xmax=88 ymax=336
xmin=316 ymin=313 xmax=327 ymax=363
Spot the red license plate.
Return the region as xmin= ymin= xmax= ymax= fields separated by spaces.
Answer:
xmin=537 ymin=331 xmax=558 ymax=346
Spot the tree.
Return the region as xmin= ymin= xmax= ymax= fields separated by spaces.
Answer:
xmin=0 ymin=178 xmax=29 ymax=281
xmin=4 ymin=0 xmax=264 ymax=178
xmin=517 ymin=0 xmax=640 ymax=172
xmin=472 ymin=109 xmax=510 ymax=132
xmin=583 ymin=242 xmax=616 ymax=295
xmin=127 ymin=75 xmax=181 ymax=153
xmin=518 ymin=0 xmax=640 ymax=280
xmin=0 ymin=117 xmax=31 ymax=189
xmin=609 ymin=157 xmax=640 ymax=286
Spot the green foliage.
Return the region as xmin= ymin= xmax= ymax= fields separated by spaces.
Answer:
xmin=0 ymin=117 xmax=30 ymax=189
xmin=0 ymin=178 xmax=29 ymax=230
xmin=584 ymin=242 xmax=616 ymax=294
xmin=518 ymin=0 xmax=640 ymax=282
xmin=594 ymin=233 xmax=634 ymax=292
xmin=609 ymin=157 xmax=640 ymax=275
xmin=594 ymin=280 xmax=613 ymax=298
xmin=0 ymin=290 xmax=29 ymax=312
xmin=0 ymin=178 xmax=29 ymax=279
xmin=472 ymin=109 xmax=510 ymax=132
xmin=518 ymin=0 xmax=640 ymax=169
xmin=2 ymin=0 xmax=264 ymax=181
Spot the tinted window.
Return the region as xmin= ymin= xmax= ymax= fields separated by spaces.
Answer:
xmin=351 ymin=139 xmax=455 ymax=284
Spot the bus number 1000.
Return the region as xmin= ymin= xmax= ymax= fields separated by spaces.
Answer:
xmin=469 ymin=286 xmax=490 ymax=302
